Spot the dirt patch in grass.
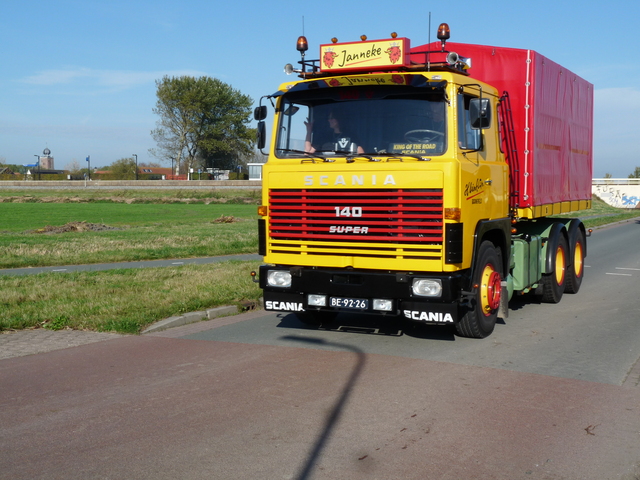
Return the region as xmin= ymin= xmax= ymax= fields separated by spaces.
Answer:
xmin=30 ymin=221 xmax=121 ymax=234
xmin=212 ymin=215 xmax=239 ymax=224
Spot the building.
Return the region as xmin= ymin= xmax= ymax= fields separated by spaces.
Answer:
xmin=38 ymin=148 xmax=54 ymax=170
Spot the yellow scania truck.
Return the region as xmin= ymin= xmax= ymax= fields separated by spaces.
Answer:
xmin=253 ymin=24 xmax=593 ymax=338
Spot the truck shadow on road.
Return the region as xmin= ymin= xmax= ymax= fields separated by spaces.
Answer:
xmin=507 ymin=291 xmax=544 ymax=312
xmin=276 ymin=313 xmax=456 ymax=341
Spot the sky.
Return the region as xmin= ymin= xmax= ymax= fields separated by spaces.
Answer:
xmin=1 ymin=0 xmax=639 ymax=177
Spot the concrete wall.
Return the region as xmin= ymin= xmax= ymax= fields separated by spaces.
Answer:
xmin=592 ymin=180 xmax=640 ymax=208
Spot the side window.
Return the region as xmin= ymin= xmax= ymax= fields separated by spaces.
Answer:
xmin=276 ymin=101 xmax=310 ymax=154
xmin=457 ymin=94 xmax=482 ymax=150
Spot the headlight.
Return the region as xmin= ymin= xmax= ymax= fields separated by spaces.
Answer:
xmin=373 ymin=299 xmax=393 ymax=311
xmin=307 ymin=294 xmax=327 ymax=307
xmin=412 ymin=278 xmax=442 ymax=297
xmin=267 ymin=270 xmax=292 ymax=288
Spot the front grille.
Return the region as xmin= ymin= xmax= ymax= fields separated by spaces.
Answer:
xmin=268 ymin=189 xmax=444 ymax=259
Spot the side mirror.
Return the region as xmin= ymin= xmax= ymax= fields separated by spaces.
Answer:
xmin=256 ymin=121 xmax=266 ymax=150
xmin=469 ymin=98 xmax=491 ymax=129
xmin=254 ymin=106 xmax=267 ymax=121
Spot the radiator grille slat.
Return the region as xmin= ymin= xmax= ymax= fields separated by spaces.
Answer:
xmin=268 ymin=189 xmax=444 ymax=259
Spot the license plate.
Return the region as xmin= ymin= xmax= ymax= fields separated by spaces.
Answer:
xmin=330 ymin=297 xmax=369 ymax=310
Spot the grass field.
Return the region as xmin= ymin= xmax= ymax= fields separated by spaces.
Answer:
xmin=0 ymin=261 xmax=263 ymax=333
xmin=0 ymin=188 xmax=638 ymax=334
xmin=0 ymin=188 xmax=263 ymax=333
xmin=0 ymin=196 xmax=259 ymax=268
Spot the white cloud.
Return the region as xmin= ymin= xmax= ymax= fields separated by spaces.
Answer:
xmin=21 ymin=68 xmax=208 ymax=91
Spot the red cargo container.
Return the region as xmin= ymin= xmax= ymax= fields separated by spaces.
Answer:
xmin=412 ymin=42 xmax=593 ymax=212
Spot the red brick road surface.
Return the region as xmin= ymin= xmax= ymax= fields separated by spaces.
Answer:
xmin=1 ymin=312 xmax=639 ymax=480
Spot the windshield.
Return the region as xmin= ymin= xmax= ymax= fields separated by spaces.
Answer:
xmin=275 ymin=85 xmax=447 ymax=158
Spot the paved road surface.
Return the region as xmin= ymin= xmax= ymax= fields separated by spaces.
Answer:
xmin=1 ymin=220 xmax=639 ymax=479
xmin=0 ymin=253 xmax=261 ymax=276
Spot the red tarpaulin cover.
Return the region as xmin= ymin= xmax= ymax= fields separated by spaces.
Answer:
xmin=412 ymin=42 xmax=594 ymax=209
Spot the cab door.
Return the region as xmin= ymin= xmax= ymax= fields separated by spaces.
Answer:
xmin=456 ymin=91 xmax=508 ymax=221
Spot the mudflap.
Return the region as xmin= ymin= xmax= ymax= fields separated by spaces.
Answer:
xmin=263 ymin=291 xmax=306 ymax=313
xmin=498 ymin=281 xmax=509 ymax=319
xmin=400 ymin=301 xmax=459 ymax=325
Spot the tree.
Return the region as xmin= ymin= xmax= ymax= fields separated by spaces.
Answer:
xmin=150 ymin=76 xmax=254 ymax=175
xmin=64 ymin=160 xmax=82 ymax=174
xmin=628 ymin=167 xmax=640 ymax=179
xmin=138 ymin=161 xmax=162 ymax=168
xmin=108 ymin=157 xmax=137 ymax=179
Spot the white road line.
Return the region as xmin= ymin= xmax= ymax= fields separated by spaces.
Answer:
xmin=52 ymin=269 xmax=68 ymax=272
xmin=171 ymin=262 xmax=184 ymax=265
xmin=606 ymin=272 xmax=633 ymax=276
xmin=616 ymin=267 xmax=640 ymax=271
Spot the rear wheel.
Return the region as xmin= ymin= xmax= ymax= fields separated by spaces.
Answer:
xmin=456 ymin=241 xmax=502 ymax=339
xmin=541 ymin=234 xmax=568 ymax=303
xmin=565 ymin=231 xmax=585 ymax=294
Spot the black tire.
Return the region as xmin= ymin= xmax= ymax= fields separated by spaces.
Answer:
xmin=541 ymin=233 xmax=568 ymax=303
xmin=296 ymin=310 xmax=337 ymax=327
xmin=456 ymin=241 xmax=502 ymax=339
xmin=565 ymin=231 xmax=585 ymax=294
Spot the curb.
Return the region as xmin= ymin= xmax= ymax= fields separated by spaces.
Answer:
xmin=141 ymin=305 xmax=239 ymax=334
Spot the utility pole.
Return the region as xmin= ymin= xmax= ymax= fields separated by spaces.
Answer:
xmin=133 ymin=154 xmax=138 ymax=180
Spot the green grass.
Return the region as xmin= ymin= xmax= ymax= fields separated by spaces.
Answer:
xmin=1 ymin=202 xmax=256 ymax=232
xmin=0 ymin=188 xmax=260 ymax=203
xmin=0 ymin=203 xmax=258 ymax=268
xmin=566 ymin=196 xmax=640 ymax=228
xmin=0 ymin=261 xmax=263 ymax=333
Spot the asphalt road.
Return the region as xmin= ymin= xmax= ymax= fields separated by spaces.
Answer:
xmin=1 ymin=219 xmax=640 ymax=479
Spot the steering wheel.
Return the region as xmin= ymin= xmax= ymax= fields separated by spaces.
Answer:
xmin=404 ymin=129 xmax=444 ymax=143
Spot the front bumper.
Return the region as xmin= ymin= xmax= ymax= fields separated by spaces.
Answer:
xmin=260 ymin=265 xmax=466 ymax=324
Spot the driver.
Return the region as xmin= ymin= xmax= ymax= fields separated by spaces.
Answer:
xmin=305 ymin=110 xmax=365 ymax=154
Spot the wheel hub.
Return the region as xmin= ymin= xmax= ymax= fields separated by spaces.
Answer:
xmin=480 ymin=267 xmax=501 ymax=315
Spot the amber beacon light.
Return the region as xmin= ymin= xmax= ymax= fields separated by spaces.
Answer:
xmin=437 ymin=23 xmax=450 ymax=51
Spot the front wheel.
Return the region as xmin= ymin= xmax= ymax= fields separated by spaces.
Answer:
xmin=456 ymin=241 xmax=502 ymax=339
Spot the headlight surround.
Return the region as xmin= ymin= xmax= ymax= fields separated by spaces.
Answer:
xmin=412 ymin=278 xmax=443 ymax=297
xmin=266 ymin=270 xmax=292 ymax=288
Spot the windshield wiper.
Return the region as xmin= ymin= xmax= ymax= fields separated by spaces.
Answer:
xmin=353 ymin=152 xmax=432 ymax=162
xmin=276 ymin=148 xmax=330 ymax=162
xmin=345 ymin=153 xmax=376 ymax=162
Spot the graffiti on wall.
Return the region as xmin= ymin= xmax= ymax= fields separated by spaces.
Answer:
xmin=593 ymin=184 xmax=640 ymax=208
